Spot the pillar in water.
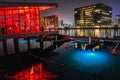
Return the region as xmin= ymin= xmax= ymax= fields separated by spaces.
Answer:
xmin=88 ymin=37 xmax=91 ymax=44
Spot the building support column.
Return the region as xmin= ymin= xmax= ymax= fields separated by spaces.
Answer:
xmin=2 ymin=39 xmax=7 ymax=55
xmin=56 ymin=35 xmax=58 ymax=41
xmin=88 ymin=37 xmax=91 ymax=44
xmin=39 ymin=35 xmax=44 ymax=52
xmin=27 ymin=37 xmax=31 ymax=51
xmin=14 ymin=38 xmax=19 ymax=54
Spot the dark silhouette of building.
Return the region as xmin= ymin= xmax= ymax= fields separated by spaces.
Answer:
xmin=74 ymin=3 xmax=112 ymax=28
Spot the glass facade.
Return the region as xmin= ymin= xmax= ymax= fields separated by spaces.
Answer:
xmin=0 ymin=6 xmax=56 ymax=34
xmin=115 ymin=15 xmax=120 ymax=27
xmin=74 ymin=3 xmax=112 ymax=28
xmin=41 ymin=15 xmax=58 ymax=31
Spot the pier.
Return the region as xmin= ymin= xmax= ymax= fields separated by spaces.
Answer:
xmin=0 ymin=31 xmax=59 ymax=56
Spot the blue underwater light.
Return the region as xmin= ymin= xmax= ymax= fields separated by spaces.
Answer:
xmin=90 ymin=52 xmax=94 ymax=56
xmin=72 ymin=50 xmax=108 ymax=66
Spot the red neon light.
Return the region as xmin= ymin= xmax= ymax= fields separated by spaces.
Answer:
xmin=19 ymin=10 xmax=24 ymax=14
xmin=111 ymin=49 xmax=117 ymax=55
xmin=0 ymin=6 xmax=55 ymax=11
xmin=0 ymin=10 xmax=4 ymax=15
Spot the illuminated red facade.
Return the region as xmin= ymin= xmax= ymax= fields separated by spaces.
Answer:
xmin=0 ymin=2 xmax=58 ymax=34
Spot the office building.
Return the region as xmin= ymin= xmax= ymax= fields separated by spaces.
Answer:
xmin=74 ymin=3 xmax=112 ymax=28
xmin=115 ymin=15 xmax=120 ymax=27
xmin=41 ymin=15 xmax=58 ymax=31
xmin=58 ymin=19 xmax=63 ymax=27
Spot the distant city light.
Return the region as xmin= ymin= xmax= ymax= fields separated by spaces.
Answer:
xmin=109 ymin=10 xmax=112 ymax=13
xmin=95 ymin=25 xmax=100 ymax=27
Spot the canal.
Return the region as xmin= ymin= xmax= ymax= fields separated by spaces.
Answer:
xmin=42 ymin=41 xmax=120 ymax=80
xmin=0 ymin=29 xmax=120 ymax=80
xmin=0 ymin=40 xmax=119 ymax=80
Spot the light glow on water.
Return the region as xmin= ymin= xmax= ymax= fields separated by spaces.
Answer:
xmin=72 ymin=50 xmax=108 ymax=66
xmin=89 ymin=53 xmax=94 ymax=56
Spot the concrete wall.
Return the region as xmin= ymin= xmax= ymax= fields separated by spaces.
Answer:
xmin=6 ymin=39 xmax=15 ymax=55
xmin=0 ymin=41 xmax=4 ymax=56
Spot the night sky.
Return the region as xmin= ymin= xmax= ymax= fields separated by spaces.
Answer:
xmin=1 ymin=0 xmax=120 ymax=25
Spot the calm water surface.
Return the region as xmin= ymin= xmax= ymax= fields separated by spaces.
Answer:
xmin=43 ymin=41 xmax=120 ymax=80
xmin=58 ymin=29 xmax=120 ymax=38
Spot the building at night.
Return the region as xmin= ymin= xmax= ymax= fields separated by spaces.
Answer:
xmin=115 ymin=15 xmax=120 ymax=27
xmin=74 ymin=3 xmax=112 ymax=28
xmin=0 ymin=2 xmax=58 ymax=34
xmin=41 ymin=15 xmax=58 ymax=31
xmin=58 ymin=19 xmax=64 ymax=27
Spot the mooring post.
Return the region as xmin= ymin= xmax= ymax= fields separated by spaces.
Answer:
xmin=88 ymin=36 xmax=91 ymax=44
xmin=56 ymin=35 xmax=58 ymax=41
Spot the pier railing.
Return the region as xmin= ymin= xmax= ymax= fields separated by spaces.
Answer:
xmin=0 ymin=31 xmax=58 ymax=40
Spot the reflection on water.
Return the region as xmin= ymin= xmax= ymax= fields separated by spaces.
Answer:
xmin=46 ymin=41 xmax=120 ymax=80
xmin=1 ymin=41 xmax=120 ymax=80
xmin=8 ymin=63 xmax=57 ymax=80
xmin=72 ymin=50 xmax=109 ymax=66
xmin=95 ymin=29 xmax=100 ymax=37
xmin=58 ymin=29 xmax=120 ymax=38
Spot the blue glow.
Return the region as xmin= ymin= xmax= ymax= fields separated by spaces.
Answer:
xmin=20 ymin=40 xmax=27 ymax=44
xmin=90 ymin=53 xmax=94 ymax=56
xmin=99 ymin=39 xmax=104 ymax=42
xmin=74 ymin=40 xmax=89 ymax=43
xmin=20 ymin=39 xmax=36 ymax=44
xmin=72 ymin=50 xmax=108 ymax=66
xmin=30 ymin=39 xmax=36 ymax=43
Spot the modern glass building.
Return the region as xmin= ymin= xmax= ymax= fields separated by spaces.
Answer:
xmin=74 ymin=3 xmax=112 ymax=28
xmin=41 ymin=15 xmax=58 ymax=31
xmin=0 ymin=2 xmax=58 ymax=34
xmin=115 ymin=15 xmax=120 ymax=27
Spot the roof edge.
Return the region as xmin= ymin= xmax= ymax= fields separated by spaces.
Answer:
xmin=0 ymin=2 xmax=58 ymax=8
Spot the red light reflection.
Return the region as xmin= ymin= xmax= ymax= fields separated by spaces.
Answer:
xmin=9 ymin=63 xmax=58 ymax=80
xmin=111 ymin=49 xmax=117 ymax=55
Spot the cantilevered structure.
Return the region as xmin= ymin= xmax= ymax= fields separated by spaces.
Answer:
xmin=0 ymin=2 xmax=58 ymax=34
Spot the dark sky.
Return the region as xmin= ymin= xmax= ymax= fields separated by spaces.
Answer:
xmin=1 ymin=0 xmax=120 ymax=24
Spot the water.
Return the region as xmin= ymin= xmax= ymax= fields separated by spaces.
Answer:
xmin=43 ymin=41 xmax=120 ymax=80
xmin=58 ymin=29 xmax=120 ymax=38
xmin=0 ymin=29 xmax=120 ymax=80
xmin=1 ymin=38 xmax=120 ymax=80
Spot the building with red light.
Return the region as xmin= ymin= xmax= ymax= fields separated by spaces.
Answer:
xmin=0 ymin=2 xmax=58 ymax=34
